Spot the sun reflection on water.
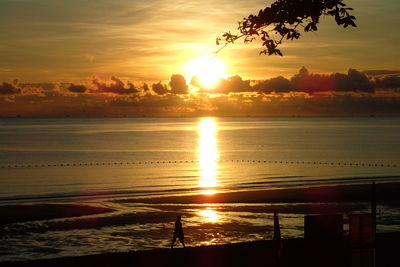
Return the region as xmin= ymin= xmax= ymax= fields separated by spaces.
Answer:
xmin=198 ymin=117 xmax=219 ymax=194
xmin=199 ymin=208 xmax=219 ymax=223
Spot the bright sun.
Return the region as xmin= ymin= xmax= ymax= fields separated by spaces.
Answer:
xmin=185 ymin=56 xmax=228 ymax=88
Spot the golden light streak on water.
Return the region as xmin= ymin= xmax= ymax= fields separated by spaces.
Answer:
xmin=199 ymin=208 xmax=219 ymax=223
xmin=198 ymin=117 xmax=219 ymax=194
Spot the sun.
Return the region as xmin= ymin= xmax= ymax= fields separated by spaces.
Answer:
xmin=185 ymin=56 xmax=228 ymax=88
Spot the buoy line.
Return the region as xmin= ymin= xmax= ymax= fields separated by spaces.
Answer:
xmin=0 ymin=160 xmax=397 ymax=169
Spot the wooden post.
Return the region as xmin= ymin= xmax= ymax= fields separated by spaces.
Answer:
xmin=371 ymin=181 xmax=376 ymax=235
xmin=273 ymin=210 xmax=283 ymax=266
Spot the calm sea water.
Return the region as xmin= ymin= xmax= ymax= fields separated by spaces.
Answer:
xmin=0 ymin=117 xmax=399 ymax=261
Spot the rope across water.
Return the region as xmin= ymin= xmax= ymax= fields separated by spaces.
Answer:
xmin=0 ymin=160 xmax=397 ymax=169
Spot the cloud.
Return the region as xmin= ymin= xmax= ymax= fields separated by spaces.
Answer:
xmin=222 ymin=75 xmax=252 ymax=93
xmin=253 ymin=76 xmax=293 ymax=93
xmin=142 ymin=83 xmax=150 ymax=92
xmin=1 ymin=67 xmax=400 ymax=116
xmin=169 ymin=74 xmax=188 ymax=94
xmin=290 ymin=67 xmax=335 ymax=93
xmin=193 ymin=75 xmax=251 ymax=93
xmin=363 ymin=70 xmax=400 ymax=76
xmin=1 ymin=87 xmax=400 ymax=117
xmin=91 ymin=76 xmax=139 ymax=94
xmin=152 ymin=82 xmax=169 ymax=95
xmin=375 ymin=76 xmax=400 ymax=89
xmin=67 ymin=84 xmax=87 ymax=93
xmin=252 ymin=67 xmax=375 ymax=94
xmin=0 ymin=82 xmax=21 ymax=94
xmin=83 ymin=53 xmax=95 ymax=63
xmin=19 ymin=83 xmax=55 ymax=90
xmin=337 ymin=69 xmax=374 ymax=93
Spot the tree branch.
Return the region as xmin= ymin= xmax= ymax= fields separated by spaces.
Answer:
xmin=217 ymin=0 xmax=356 ymax=56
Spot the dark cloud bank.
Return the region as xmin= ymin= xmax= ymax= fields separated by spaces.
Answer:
xmin=1 ymin=68 xmax=400 ymax=117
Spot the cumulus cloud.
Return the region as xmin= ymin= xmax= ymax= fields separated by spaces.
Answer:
xmin=67 ymin=84 xmax=87 ymax=93
xmin=1 ymin=67 xmax=400 ymax=116
xmin=91 ymin=76 xmax=139 ymax=94
xmin=192 ymin=75 xmax=251 ymax=93
xmin=152 ymin=82 xmax=169 ymax=95
xmin=336 ymin=69 xmax=374 ymax=93
xmin=19 ymin=83 xmax=55 ymax=91
xmin=375 ymin=76 xmax=400 ymax=89
xmin=363 ymin=70 xmax=400 ymax=76
xmin=169 ymin=74 xmax=188 ymax=94
xmin=142 ymin=83 xmax=150 ymax=92
xmin=251 ymin=67 xmax=375 ymax=94
xmin=0 ymin=82 xmax=21 ymax=94
xmin=290 ymin=67 xmax=335 ymax=93
xmin=1 ymin=87 xmax=400 ymax=117
xmin=253 ymin=76 xmax=293 ymax=93
xmin=222 ymin=75 xmax=251 ymax=93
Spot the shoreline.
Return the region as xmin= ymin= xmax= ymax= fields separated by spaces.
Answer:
xmin=3 ymin=232 xmax=400 ymax=267
xmin=0 ymin=204 xmax=113 ymax=225
xmin=117 ymin=182 xmax=400 ymax=204
xmin=0 ymin=182 xmax=399 ymax=225
xmin=1 ymin=182 xmax=399 ymax=265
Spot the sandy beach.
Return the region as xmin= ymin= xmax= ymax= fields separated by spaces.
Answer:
xmin=1 ymin=182 xmax=399 ymax=265
xmin=2 ymin=182 xmax=399 ymax=227
xmin=0 ymin=204 xmax=113 ymax=225
xmin=3 ymin=232 xmax=399 ymax=267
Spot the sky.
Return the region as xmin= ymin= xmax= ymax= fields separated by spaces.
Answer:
xmin=0 ymin=0 xmax=399 ymax=82
xmin=0 ymin=0 xmax=399 ymax=116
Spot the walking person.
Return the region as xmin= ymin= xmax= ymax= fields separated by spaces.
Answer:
xmin=171 ymin=215 xmax=186 ymax=248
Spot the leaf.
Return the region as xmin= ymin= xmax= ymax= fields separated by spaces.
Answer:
xmin=349 ymin=21 xmax=357 ymax=27
xmin=217 ymin=0 xmax=356 ymax=56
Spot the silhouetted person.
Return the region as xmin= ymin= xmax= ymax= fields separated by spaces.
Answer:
xmin=171 ymin=215 xmax=185 ymax=248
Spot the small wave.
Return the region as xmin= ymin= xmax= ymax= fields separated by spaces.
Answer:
xmin=239 ymin=175 xmax=400 ymax=187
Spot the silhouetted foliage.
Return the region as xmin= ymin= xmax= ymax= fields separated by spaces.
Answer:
xmin=217 ymin=0 xmax=356 ymax=55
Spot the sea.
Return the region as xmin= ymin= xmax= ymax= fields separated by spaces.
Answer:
xmin=0 ymin=117 xmax=399 ymax=261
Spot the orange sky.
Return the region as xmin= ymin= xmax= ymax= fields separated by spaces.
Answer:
xmin=0 ymin=0 xmax=399 ymax=83
xmin=0 ymin=0 xmax=399 ymax=117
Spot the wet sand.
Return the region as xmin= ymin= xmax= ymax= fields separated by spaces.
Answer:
xmin=117 ymin=182 xmax=400 ymax=204
xmin=4 ymin=232 xmax=400 ymax=267
xmin=1 ymin=182 xmax=399 ymax=227
xmin=0 ymin=204 xmax=113 ymax=225
xmin=1 ymin=182 xmax=399 ymax=266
